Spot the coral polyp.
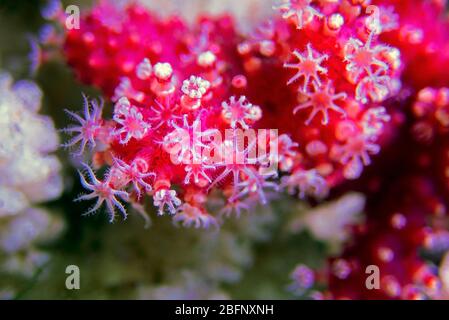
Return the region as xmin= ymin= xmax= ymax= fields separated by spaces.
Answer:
xmin=284 ymin=43 xmax=328 ymax=91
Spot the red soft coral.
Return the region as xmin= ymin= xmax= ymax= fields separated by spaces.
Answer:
xmin=62 ymin=1 xmax=279 ymax=226
xmin=239 ymin=0 xmax=403 ymax=196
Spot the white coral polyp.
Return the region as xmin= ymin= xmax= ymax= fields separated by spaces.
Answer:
xmin=0 ymin=72 xmax=63 ymax=275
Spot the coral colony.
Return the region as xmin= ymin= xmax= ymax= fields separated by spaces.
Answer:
xmin=35 ymin=0 xmax=449 ymax=299
xmin=58 ymin=0 xmax=279 ymax=228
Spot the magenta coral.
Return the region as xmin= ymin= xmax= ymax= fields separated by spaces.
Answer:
xmin=37 ymin=0 xmax=449 ymax=299
xmin=239 ymin=0 xmax=402 ymax=194
xmin=310 ymin=0 xmax=449 ymax=299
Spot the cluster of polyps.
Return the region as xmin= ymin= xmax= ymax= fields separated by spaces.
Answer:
xmin=238 ymin=0 xmax=402 ymax=196
xmin=373 ymin=0 xmax=449 ymax=90
xmin=62 ymin=2 xmax=281 ymax=226
xmin=309 ymin=176 xmax=449 ymax=300
xmin=411 ymin=87 xmax=449 ymax=143
xmin=288 ymin=0 xmax=449 ymax=299
xmin=66 ymin=72 xmax=279 ymax=227
xmin=57 ymin=0 xmax=405 ymax=222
